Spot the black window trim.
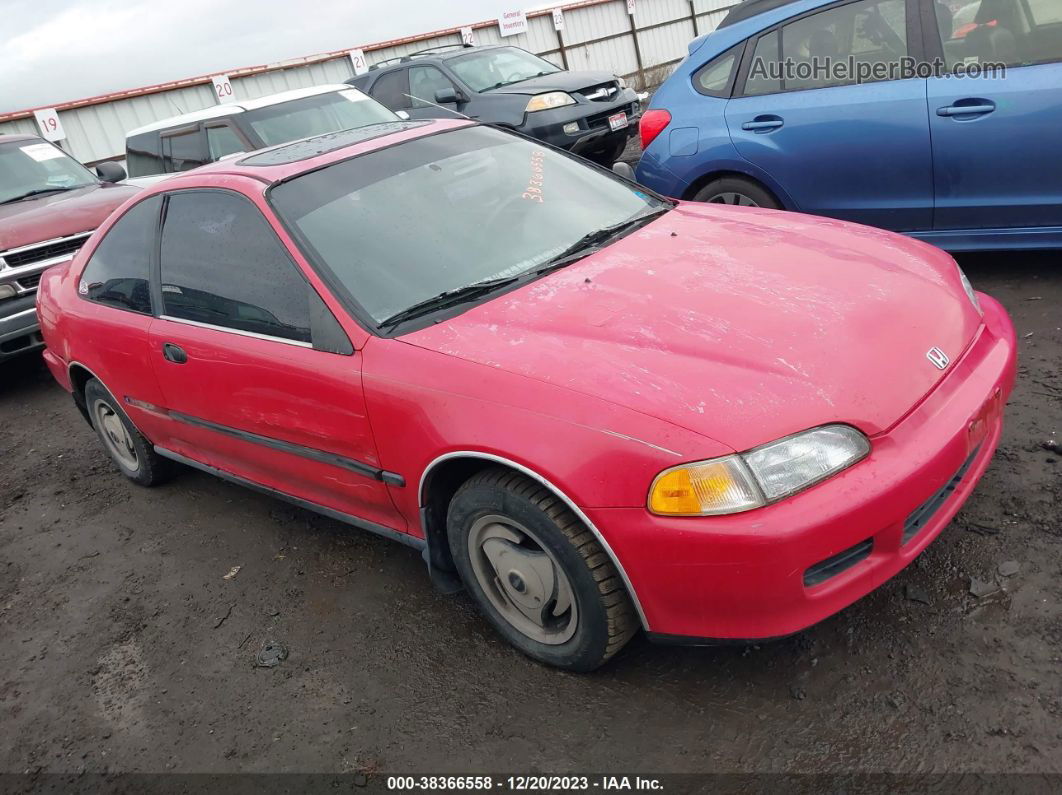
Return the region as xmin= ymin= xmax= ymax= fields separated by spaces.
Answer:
xmin=76 ymin=194 xmax=164 ymax=317
xmin=152 ymin=186 xmax=353 ymax=354
xmin=733 ymin=0 xmax=927 ymax=98
xmin=692 ymin=40 xmax=750 ymax=98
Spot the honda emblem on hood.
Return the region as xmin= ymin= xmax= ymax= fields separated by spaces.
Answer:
xmin=926 ymin=347 xmax=950 ymax=370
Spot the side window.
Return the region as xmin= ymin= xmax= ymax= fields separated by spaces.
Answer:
xmin=743 ymin=0 xmax=908 ymax=95
xmin=80 ymin=197 xmax=161 ymax=316
xmin=206 ymin=125 xmax=245 ymax=161
xmin=409 ymin=66 xmax=457 ymax=106
xmin=125 ymin=132 xmax=163 ymax=178
xmin=159 ymin=192 xmax=316 ymax=344
xmin=161 ymin=128 xmax=208 ymax=173
xmin=369 ymin=69 xmax=412 ymax=111
xmin=745 ymin=31 xmax=782 ymax=95
xmin=693 ymin=44 xmax=743 ymax=97
xmin=936 ymin=0 xmax=1062 ymax=69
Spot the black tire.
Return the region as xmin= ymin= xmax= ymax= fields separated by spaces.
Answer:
xmin=692 ymin=176 xmax=781 ymax=209
xmin=84 ymin=378 xmax=175 ymax=487
xmin=447 ymin=467 xmax=638 ymax=672
xmin=585 ymin=137 xmax=629 ymax=167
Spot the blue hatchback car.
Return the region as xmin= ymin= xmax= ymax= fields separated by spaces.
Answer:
xmin=635 ymin=0 xmax=1062 ymax=251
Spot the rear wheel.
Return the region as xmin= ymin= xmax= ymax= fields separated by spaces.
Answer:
xmin=85 ymin=378 xmax=175 ymax=487
xmin=447 ymin=468 xmax=638 ymax=671
xmin=692 ymin=176 xmax=780 ymax=209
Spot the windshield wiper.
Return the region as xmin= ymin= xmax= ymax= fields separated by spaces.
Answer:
xmin=379 ymin=275 xmax=521 ymax=329
xmin=484 ymin=71 xmax=556 ymax=91
xmin=530 ymin=206 xmax=671 ymax=277
xmin=0 ymin=186 xmax=76 ymax=205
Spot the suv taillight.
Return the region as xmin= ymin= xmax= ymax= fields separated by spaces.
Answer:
xmin=640 ymin=109 xmax=672 ymax=149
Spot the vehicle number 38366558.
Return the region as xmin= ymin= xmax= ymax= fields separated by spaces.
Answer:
xmin=523 ymin=151 xmax=546 ymax=203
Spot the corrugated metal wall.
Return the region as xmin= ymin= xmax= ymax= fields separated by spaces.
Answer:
xmin=0 ymin=0 xmax=739 ymax=165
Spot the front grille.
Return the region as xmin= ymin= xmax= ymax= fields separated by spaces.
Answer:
xmin=578 ymin=81 xmax=621 ymax=102
xmin=902 ymin=446 xmax=980 ymax=545
xmin=586 ymin=102 xmax=635 ymax=130
xmin=17 ymin=273 xmax=41 ymax=291
xmin=1 ymin=233 xmax=90 ymax=268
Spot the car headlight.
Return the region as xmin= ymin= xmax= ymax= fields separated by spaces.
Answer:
xmin=956 ymin=262 xmax=981 ymax=315
xmin=648 ymin=425 xmax=870 ymax=516
xmin=617 ymin=77 xmax=628 ymax=89
xmin=526 ymin=92 xmax=576 ymax=112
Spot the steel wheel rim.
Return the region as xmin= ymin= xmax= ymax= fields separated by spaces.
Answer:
xmin=467 ymin=514 xmax=578 ymax=645
xmin=93 ymin=399 xmax=138 ymax=471
xmin=708 ymin=191 xmax=759 ymax=207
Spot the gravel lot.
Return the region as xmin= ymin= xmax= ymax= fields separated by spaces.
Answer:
xmin=0 ymin=248 xmax=1059 ymax=780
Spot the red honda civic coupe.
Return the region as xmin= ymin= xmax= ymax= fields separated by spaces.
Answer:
xmin=37 ymin=119 xmax=1016 ymax=671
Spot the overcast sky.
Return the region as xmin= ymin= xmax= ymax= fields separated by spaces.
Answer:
xmin=0 ymin=0 xmax=524 ymax=113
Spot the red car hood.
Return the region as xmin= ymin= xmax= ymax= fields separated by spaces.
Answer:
xmin=403 ymin=204 xmax=980 ymax=451
xmin=0 ymin=183 xmax=137 ymax=251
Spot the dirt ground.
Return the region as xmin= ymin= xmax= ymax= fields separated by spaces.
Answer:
xmin=0 ymin=249 xmax=1059 ymax=783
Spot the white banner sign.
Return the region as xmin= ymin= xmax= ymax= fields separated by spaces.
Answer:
xmin=627 ymin=0 xmax=636 ymax=15
xmin=211 ymin=74 xmax=236 ymax=104
xmin=33 ymin=108 xmax=66 ymax=142
xmin=349 ymin=49 xmax=369 ymax=75
xmin=552 ymin=9 xmax=564 ymax=30
xmin=498 ymin=9 xmax=528 ymax=37
xmin=460 ymin=26 xmax=475 ymax=46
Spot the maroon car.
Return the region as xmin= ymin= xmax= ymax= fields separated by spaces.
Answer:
xmin=1 ymin=134 xmax=135 ymax=362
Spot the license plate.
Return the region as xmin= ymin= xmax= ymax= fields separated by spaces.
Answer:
xmin=608 ymin=112 xmax=628 ymax=132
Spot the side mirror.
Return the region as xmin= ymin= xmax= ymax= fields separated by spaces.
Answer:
xmin=434 ymin=86 xmax=459 ymax=105
xmin=96 ymin=161 xmax=127 ymax=183
xmin=395 ymin=110 xmax=411 ymax=120
xmin=611 ymin=162 xmax=636 ymax=181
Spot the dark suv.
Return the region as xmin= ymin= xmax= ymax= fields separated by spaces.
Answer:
xmin=347 ymin=44 xmax=641 ymax=165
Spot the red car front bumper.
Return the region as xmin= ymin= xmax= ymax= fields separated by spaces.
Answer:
xmin=588 ymin=294 xmax=1018 ymax=641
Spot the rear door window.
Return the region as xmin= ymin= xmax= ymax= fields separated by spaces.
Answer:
xmin=742 ymin=0 xmax=908 ymax=95
xmin=80 ymin=197 xmax=161 ymax=315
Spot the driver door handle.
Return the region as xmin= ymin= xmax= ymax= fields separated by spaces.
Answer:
xmin=162 ymin=343 xmax=188 ymax=364
xmin=741 ymin=115 xmax=785 ymax=133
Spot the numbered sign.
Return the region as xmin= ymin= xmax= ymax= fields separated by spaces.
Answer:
xmin=349 ymin=49 xmax=369 ymax=76
xmin=627 ymin=0 xmax=636 ymax=15
xmin=33 ymin=108 xmax=66 ymax=142
xmin=211 ymin=74 xmax=236 ymax=104
xmin=460 ymin=27 xmax=475 ymax=46
xmin=552 ymin=9 xmax=564 ymax=31
xmin=497 ymin=9 xmax=528 ymax=37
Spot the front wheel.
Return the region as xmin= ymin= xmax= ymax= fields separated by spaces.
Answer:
xmin=447 ymin=468 xmax=638 ymax=671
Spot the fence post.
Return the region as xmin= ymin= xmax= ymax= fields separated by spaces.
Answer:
xmin=627 ymin=6 xmax=645 ymax=90
xmin=557 ymin=28 xmax=569 ymax=70
xmin=688 ymin=0 xmax=700 ymax=37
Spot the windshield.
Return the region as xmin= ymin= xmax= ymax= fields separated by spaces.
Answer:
xmin=242 ymin=90 xmax=398 ymax=148
xmin=270 ymin=126 xmax=667 ymax=329
xmin=448 ymin=47 xmax=562 ymax=91
xmin=0 ymin=140 xmax=97 ymax=204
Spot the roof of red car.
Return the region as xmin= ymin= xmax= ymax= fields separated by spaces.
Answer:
xmin=166 ymin=118 xmax=475 ymax=188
